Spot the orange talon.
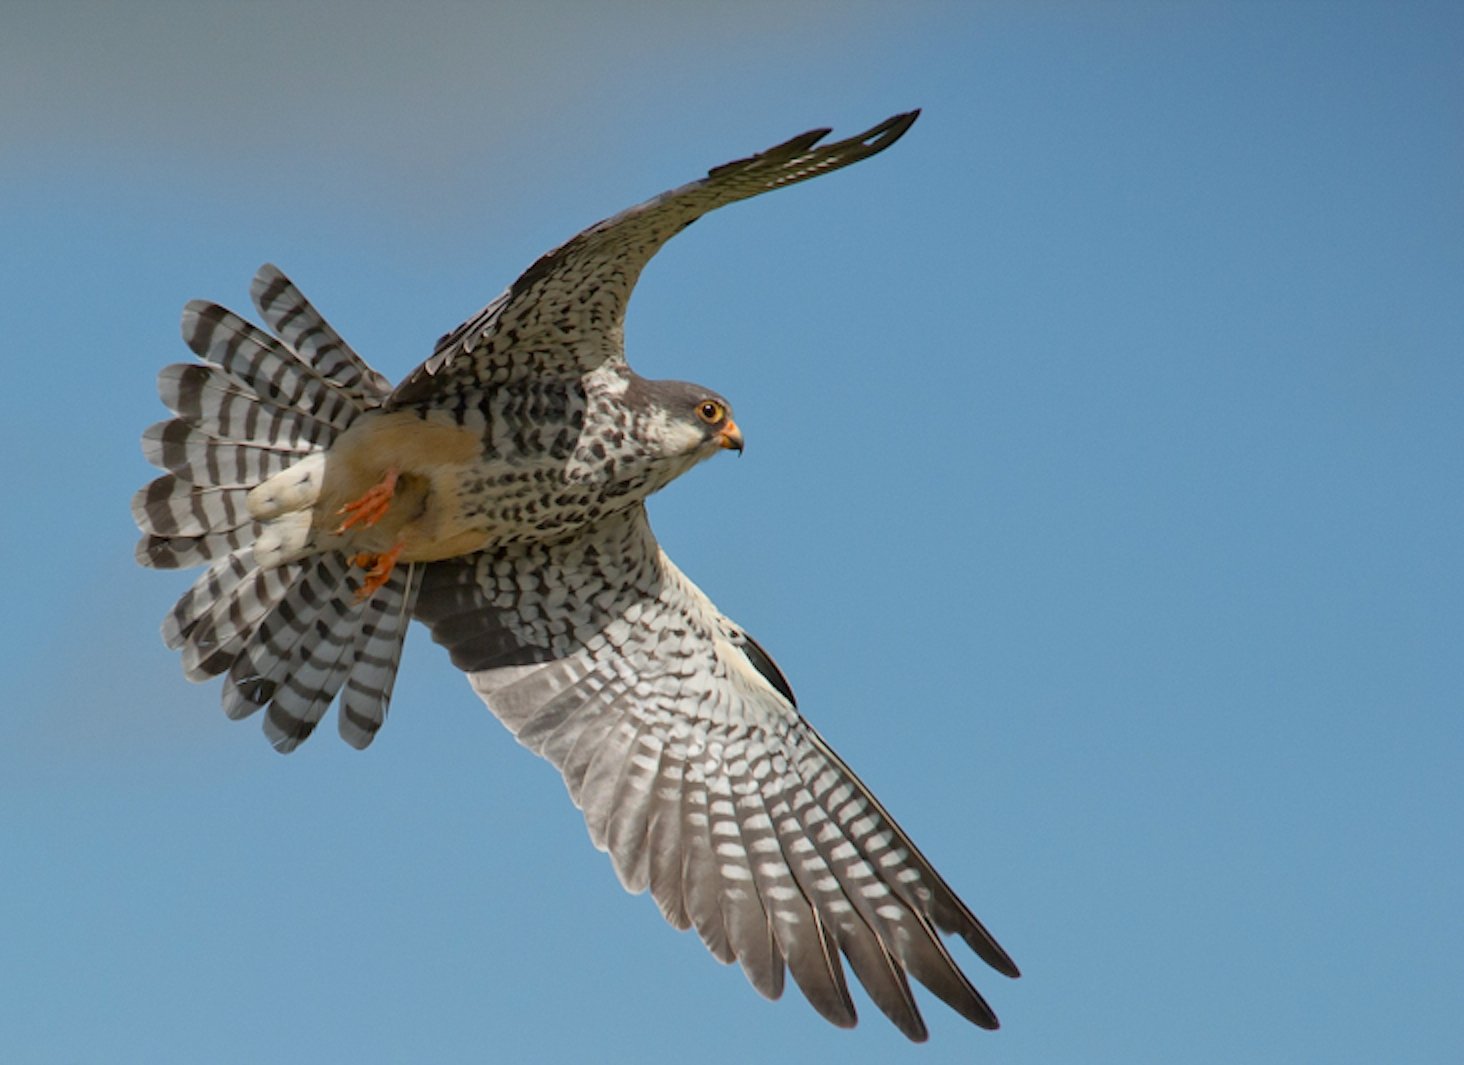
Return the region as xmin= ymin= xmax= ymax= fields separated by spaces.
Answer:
xmin=336 ymin=467 xmax=399 ymax=532
xmin=351 ymin=542 xmax=403 ymax=601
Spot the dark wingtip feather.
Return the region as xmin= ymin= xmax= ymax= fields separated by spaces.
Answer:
xmin=707 ymin=110 xmax=919 ymax=183
xmin=964 ymin=921 xmax=1022 ymax=979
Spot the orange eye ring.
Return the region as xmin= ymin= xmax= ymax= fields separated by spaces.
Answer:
xmin=696 ymin=400 xmax=726 ymax=424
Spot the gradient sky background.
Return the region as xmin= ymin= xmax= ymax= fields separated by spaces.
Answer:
xmin=3 ymin=3 xmax=1461 ymax=1063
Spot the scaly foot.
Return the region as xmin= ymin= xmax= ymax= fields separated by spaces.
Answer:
xmin=350 ymin=543 xmax=404 ymax=601
xmin=336 ymin=467 xmax=400 ymax=533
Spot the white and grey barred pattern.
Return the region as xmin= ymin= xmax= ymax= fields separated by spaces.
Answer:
xmin=135 ymin=266 xmax=415 ymax=751
xmin=414 ymin=505 xmax=1018 ymax=1040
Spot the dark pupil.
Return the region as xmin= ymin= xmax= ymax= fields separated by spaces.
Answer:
xmin=701 ymin=403 xmax=719 ymax=421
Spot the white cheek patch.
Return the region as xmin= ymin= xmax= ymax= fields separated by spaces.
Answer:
xmin=644 ymin=406 xmax=706 ymax=454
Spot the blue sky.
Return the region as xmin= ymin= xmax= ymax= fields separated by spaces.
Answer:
xmin=3 ymin=2 xmax=1461 ymax=1062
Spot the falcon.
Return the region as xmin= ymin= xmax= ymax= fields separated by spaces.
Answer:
xmin=134 ymin=111 xmax=1020 ymax=1039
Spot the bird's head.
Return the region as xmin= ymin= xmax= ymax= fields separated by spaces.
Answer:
xmin=630 ymin=378 xmax=743 ymax=461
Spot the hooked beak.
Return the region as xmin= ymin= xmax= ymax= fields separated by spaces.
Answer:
xmin=718 ymin=420 xmax=744 ymax=454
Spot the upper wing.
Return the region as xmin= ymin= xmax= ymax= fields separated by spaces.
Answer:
xmin=413 ymin=504 xmax=1017 ymax=1041
xmin=390 ymin=111 xmax=918 ymax=405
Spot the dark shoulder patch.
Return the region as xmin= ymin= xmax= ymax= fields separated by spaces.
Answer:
xmin=733 ymin=629 xmax=797 ymax=708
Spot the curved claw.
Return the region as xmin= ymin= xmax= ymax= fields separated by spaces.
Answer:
xmin=350 ymin=543 xmax=403 ymax=601
xmin=336 ymin=468 xmax=399 ymax=532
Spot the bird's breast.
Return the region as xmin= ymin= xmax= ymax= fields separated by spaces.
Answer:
xmin=316 ymin=405 xmax=648 ymax=562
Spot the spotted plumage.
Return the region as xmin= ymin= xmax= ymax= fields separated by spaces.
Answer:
xmin=134 ymin=111 xmax=1020 ymax=1040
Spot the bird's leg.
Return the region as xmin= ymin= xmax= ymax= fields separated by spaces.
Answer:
xmin=335 ymin=467 xmax=399 ymax=532
xmin=350 ymin=543 xmax=404 ymax=602
xmin=337 ymin=466 xmax=404 ymax=600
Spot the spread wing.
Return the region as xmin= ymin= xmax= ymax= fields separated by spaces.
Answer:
xmin=390 ymin=111 xmax=918 ymax=405
xmin=412 ymin=505 xmax=1018 ymax=1041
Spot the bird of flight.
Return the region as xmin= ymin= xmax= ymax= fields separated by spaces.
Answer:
xmin=134 ymin=110 xmax=1019 ymax=1040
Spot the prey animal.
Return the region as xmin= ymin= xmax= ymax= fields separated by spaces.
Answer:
xmin=134 ymin=111 xmax=1020 ymax=1040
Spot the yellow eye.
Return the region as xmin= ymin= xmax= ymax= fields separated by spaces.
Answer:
xmin=696 ymin=400 xmax=726 ymax=424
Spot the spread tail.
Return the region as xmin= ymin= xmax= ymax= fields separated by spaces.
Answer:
xmin=133 ymin=264 xmax=417 ymax=751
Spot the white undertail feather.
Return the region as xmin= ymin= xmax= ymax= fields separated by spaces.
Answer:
xmin=251 ymin=508 xmax=318 ymax=569
xmin=134 ymin=264 xmax=416 ymax=752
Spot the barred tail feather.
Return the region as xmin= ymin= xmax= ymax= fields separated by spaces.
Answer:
xmin=164 ymin=551 xmax=302 ymax=680
xmin=221 ymin=555 xmax=418 ymax=752
xmin=250 ymin=263 xmax=391 ymax=404
xmin=156 ymin=362 xmax=344 ymax=450
xmin=339 ymin=562 xmax=419 ymax=749
xmin=137 ymin=264 xmax=412 ymax=751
